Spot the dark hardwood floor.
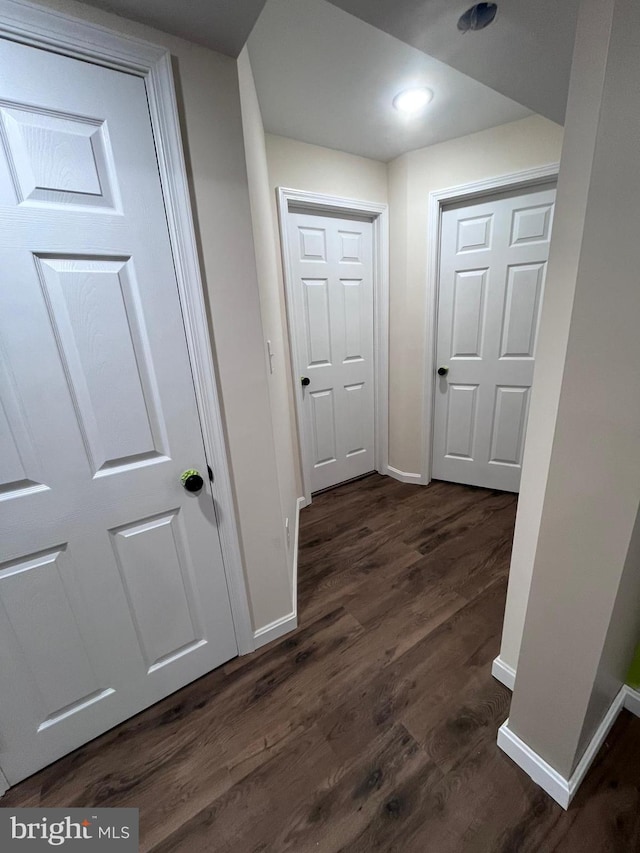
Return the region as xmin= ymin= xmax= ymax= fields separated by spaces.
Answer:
xmin=4 ymin=475 xmax=640 ymax=851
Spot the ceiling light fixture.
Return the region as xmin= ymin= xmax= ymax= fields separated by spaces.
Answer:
xmin=393 ymin=87 xmax=433 ymax=114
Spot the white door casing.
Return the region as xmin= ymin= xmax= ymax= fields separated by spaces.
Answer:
xmin=287 ymin=210 xmax=375 ymax=493
xmin=0 ymin=36 xmax=239 ymax=784
xmin=432 ymin=186 xmax=556 ymax=491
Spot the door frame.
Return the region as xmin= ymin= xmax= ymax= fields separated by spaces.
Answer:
xmin=0 ymin=0 xmax=254 ymax=655
xmin=422 ymin=164 xmax=560 ymax=484
xmin=277 ymin=188 xmax=389 ymax=506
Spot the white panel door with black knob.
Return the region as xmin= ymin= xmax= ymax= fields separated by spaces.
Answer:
xmin=287 ymin=211 xmax=375 ymax=494
xmin=432 ymin=186 xmax=556 ymax=492
xmin=0 ymin=37 xmax=238 ymax=784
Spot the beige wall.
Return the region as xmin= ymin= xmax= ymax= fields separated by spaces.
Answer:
xmin=387 ymin=115 xmax=564 ymax=476
xmin=265 ymin=134 xmax=388 ymax=203
xmin=508 ymin=0 xmax=640 ymax=779
xmin=37 ymin=0 xmax=292 ymax=633
xmin=237 ymin=49 xmax=299 ymax=602
xmin=579 ymin=506 xmax=640 ymax=758
xmin=498 ymin=3 xmax=610 ymax=675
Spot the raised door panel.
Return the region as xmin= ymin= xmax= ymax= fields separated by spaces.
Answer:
xmin=298 ymin=226 xmax=327 ymax=262
xmin=445 ymin=385 xmax=478 ymax=460
xmin=0 ymin=397 xmax=28 ymax=493
xmin=0 ymin=547 xmax=113 ymax=731
xmin=302 ymin=279 xmax=332 ymax=369
xmin=500 ymin=263 xmax=545 ymax=359
xmin=37 ymin=256 xmax=168 ymax=476
xmin=310 ymin=389 xmax=337 ymax=469
xmin=451 ymin=269 xmax=487 ymax=359
xmin=341 ymin=279 xmax=365 ymax=364
xmin=338 ymin=229 xmax=363 ymax=263
xmin=0 ymin=360 xmax=47 ymax=501
xmin=110 ymin=511 xmax=204 ymax=673
xmin=489 ymin=386 xmax=530 ymax=466
xmin=456 ymin=214 xmax=493 ymax=253
xmin=343 ymin=382 xmax=367 ymax=459
xmin=510 ymin=203 xmax=553 ymax=246
xmin=0 ymin=102 xmax=120 ymax=211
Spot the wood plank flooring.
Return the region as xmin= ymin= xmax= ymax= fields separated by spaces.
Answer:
xmin=3 ymin=475 xmax=640 ymax=851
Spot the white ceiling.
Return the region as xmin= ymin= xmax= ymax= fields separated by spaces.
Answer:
xmin=248 ymin=0 xmax=532 ymax=162
xmin=75 ymin=0 xmax=579 ymax=126
xmin=74 ymin=0 xmax=574 ymax=161
xmin=76 ymin=0 xmax=268 ymax=57
xmin=328 ymin=0 xmax=580 ymax=124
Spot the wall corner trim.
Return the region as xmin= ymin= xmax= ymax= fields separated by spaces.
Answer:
xmin=498 ymin=685 xmax=640 ymax=809
xmin=491 ymin=656 xmax=516 ymax=690
xmin=252 ymin=495 xmax=304 ymax=650
xmin=386 ymin=465 xmax=426 ymax=485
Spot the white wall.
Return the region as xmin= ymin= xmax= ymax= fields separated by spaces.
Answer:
xmin=387 ymin=115 xmax=564 ymax=477
xmin=237 ymin=49 xmax=300 ymax=607
xmin=35 ymin=0 xmax=293 ymax=634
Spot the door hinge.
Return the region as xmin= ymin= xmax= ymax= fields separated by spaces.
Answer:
xmin=207 ymin=465 xmax=214 ymax=482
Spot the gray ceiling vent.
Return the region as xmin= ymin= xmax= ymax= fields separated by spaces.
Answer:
xmin=457 ymin=3 xmax=498 ymax=32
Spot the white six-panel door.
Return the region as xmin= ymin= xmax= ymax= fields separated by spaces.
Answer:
xmin=287 ymin=211 xmax=375 ymax=493
xmin=0 ymin=38 xmax=237 ymax=784
xmin=432 ymin=186 xmax=556 ymax=492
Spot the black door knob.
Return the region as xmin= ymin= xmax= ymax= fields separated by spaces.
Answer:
xmin=181 ymin=470 xmax=204 ymax=492
xmin=437 ymin=366 xmax=449 ymax=376
xmin=301 ymin=376 xmax=311 ymax=387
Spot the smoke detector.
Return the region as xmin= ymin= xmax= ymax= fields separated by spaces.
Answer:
xmin=457 ymin=3 xmax=498 ymax=32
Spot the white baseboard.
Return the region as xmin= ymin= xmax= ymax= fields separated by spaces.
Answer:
xmin=252 ymin=496 xmax=303 ymax=650
xmin=498 ymin=684 xmax=640 ymax=809
xmin=0 ymin=770 xmax=8 ymax=798
xmin=497 ymin=719 xmax=573 ymax=809
xmin=492 ymin=656 xmax=516 ymax=690
xmin=253 ymin=610 xmax=297 ymax=649
xmin=623 ymin=684 xmax=640 ymax=716
xmin=386 ymin=465 xmax=425 ymax=485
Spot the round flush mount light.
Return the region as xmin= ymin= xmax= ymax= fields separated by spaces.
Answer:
xmin=457 ymin=2 xmax=498 ymax=32
xmin=393 ymin=87 xmax=433 ymax=114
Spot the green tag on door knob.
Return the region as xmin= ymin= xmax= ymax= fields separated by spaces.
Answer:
xmin=181 ymin=469 xmax=204 ymax=492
